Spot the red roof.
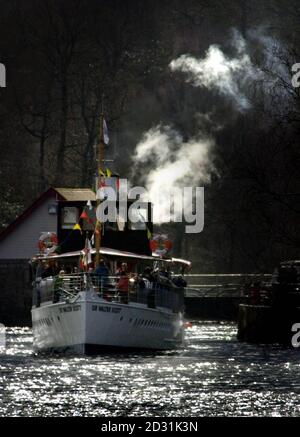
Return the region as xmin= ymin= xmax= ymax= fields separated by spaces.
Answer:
xmin=0 ymin=187 xmax=65 ymax=243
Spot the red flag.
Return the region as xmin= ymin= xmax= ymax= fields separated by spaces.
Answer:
xmin=80 ymin=210 xmax=89 ymax=220
xmin=80 ymin=207 xmax=95 ymax=225
xmin=99 ymin=177 xmax=106 ymax=188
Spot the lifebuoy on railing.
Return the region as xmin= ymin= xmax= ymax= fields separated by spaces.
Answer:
xmin=150 ymin=234 xmax=172 ymax=257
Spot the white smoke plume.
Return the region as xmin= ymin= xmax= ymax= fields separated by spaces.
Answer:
xmin=132 ymin=125 xmax=214 ymax=224
xmin=132 ymin=31 xmax=270 ymax=225
xmin=169 ymin=30 xmax=262 ymax=112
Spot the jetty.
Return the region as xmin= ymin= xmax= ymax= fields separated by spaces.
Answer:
xmin=237 ymin=261 xmax=300 ymax=345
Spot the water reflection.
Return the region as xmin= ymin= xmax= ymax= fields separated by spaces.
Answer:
xmin=0 ymin=323 xmax=299 ymax=416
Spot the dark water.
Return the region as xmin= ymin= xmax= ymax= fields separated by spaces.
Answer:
xmin=0 ymin=322 xmax=300 ymax=417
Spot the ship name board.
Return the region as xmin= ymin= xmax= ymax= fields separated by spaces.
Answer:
xmin=92 ymin=305 xmax=121 ymax=314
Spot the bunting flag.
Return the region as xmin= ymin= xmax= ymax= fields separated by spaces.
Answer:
xmin=99 ymin=168 xmax=112 ymax=178
xmin=82 ymin=237 xmax=92 ymax=268
xmin=103 ymin=118 xmax=109 ymax=145
xmin=73 ymin=223 xmax=82 ymax=232
xmin=80 ymin=205 xmax=96 ymax=226
xmin=99 ymin=176 xmax=106 ymax=188
xmin=80 ymin=210 xmax=89 ymax=221
xmin=79 ymin=256 xmax=85 ymax=271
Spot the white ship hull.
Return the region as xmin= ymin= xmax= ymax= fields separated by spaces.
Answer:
xmin=32 ymin=290 xmax=185 ymax=354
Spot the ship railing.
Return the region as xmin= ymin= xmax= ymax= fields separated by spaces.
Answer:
xmin=32 ymin=274 xmax=85 ymax=305
xmin=129 ymin=280 xmax=184 ymax=311
xmin=35 ymin=273 xmax=185 ymax=311
xmin=33 ymin=273 xmax=185 ymax=311
xmin=41 ymin=273 xmax=130 ymax=303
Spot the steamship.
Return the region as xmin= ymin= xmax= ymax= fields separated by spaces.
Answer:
xmin=30 ymin=118 xmax=190 ymax=354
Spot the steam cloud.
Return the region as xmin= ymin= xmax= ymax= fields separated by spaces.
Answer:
xmin=132 ymin=31 xmax=268 ymax=225
xmin=132 ymin=125 xmax=214 ymax=224
xmin=169 ymin=30 xmax=262 ymax=112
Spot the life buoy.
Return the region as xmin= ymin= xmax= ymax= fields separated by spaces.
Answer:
xmin=38 ymin=232 xmax=58 ymax=254
xmin=150 ymin=234 xmax=172 ymax=257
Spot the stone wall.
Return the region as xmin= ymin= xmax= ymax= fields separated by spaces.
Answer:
xmin=0 ymin=260 xmax=32 ymax=326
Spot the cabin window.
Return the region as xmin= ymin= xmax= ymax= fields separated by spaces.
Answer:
xmin=61 ymin=207 xmax=79 ymax=229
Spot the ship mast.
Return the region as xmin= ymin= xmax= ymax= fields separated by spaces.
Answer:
xmin=95 ymin=112 xmax=105 ymax=268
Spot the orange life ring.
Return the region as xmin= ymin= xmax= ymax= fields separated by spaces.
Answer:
xmin=38 ymin=232 xmax=58 ymax=254
xmin=150 ymin=234 xmax=173 ymax=257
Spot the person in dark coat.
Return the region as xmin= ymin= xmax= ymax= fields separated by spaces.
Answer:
xmin=94 ymin=260 xmax=110 ymax=292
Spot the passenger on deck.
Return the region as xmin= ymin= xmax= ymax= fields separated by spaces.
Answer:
xmin=95 ymin=260 xmax=110 ymax=276
xmin=172 ymin=275 xmax=187 ymax=288
xmin=94 ymin=260 xmax=110 ymax=292
xmin=116 ymin=263 xmax=128 ymax=276
xmin=53 ymin=270 xmax=65 ymax=303
xmin=118 ymin=271 xmax=129 ymax=303
xmin=155 ymin=268 xmax=172 ymax=290
xmin=143 ymin=266 xmax=155 ymax=283
xmin=41 ymin=262 xmax=54 ymax=278
xmin=159 ymin=267 xmax=170 ymax=279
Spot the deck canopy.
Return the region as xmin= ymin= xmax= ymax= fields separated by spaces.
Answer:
xmin=31 ymin=246 xmax=191 ymax=267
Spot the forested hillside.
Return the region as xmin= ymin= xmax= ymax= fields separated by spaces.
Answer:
xmin=0 ymin=0 xmax=299 ymax=272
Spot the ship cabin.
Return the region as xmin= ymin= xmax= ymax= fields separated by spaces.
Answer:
xmin=58 ymin=198 xmax=153 ymax=256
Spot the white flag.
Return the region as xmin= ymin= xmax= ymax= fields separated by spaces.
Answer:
xmin=83 ymin=238 xmax=92 ymax=266
xmin=103 ymin=118 xmax=109 ymax=145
